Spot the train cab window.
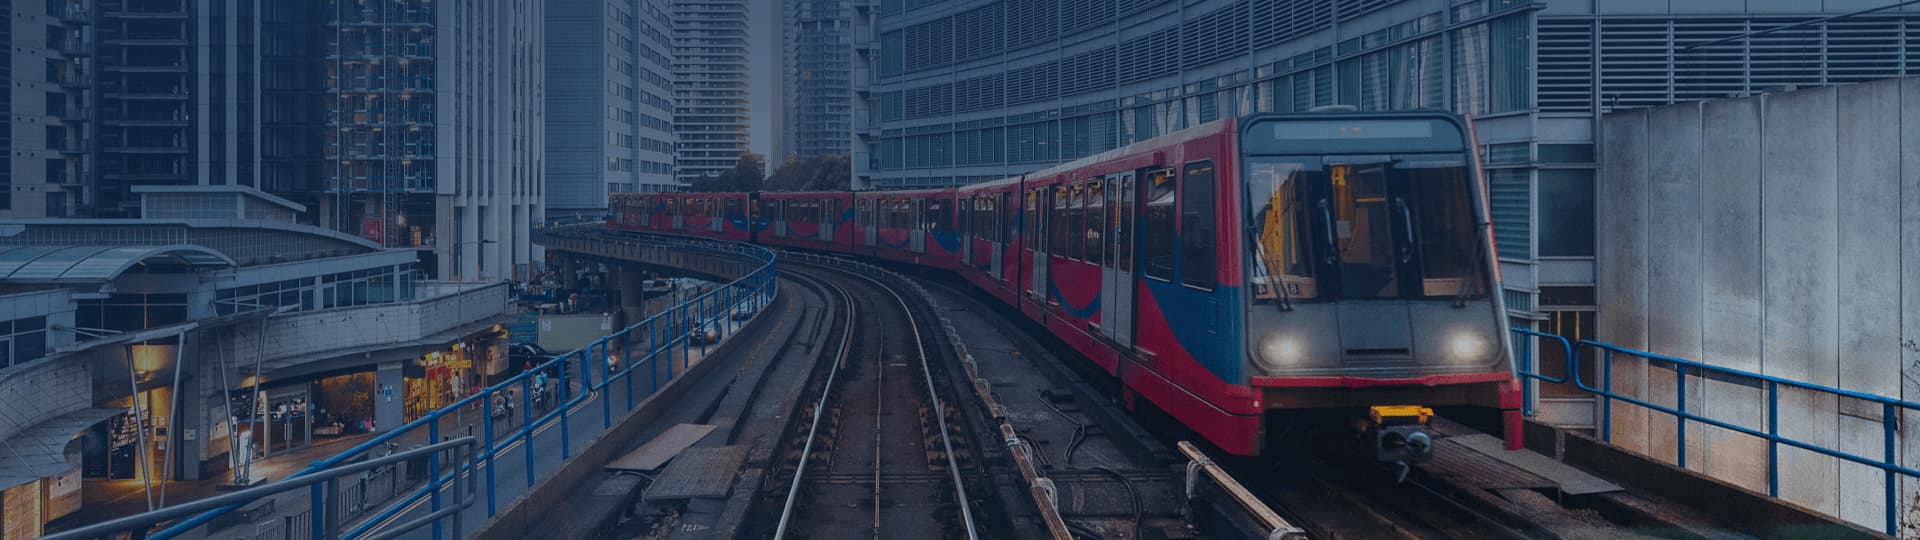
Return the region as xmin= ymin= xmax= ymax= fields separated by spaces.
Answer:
xmin=1142 ymin=168 xmax=1177 ymax=282
xmin=1086 ymin=182 xmax=1104 ymax=266
xmin=1181 ymin=162 xmax=1217 ymax=290
xmin=1405 ymin=158 xmax=1480 ymax=297
xmin=1247 ymin=158 xmax=1318 ymax=301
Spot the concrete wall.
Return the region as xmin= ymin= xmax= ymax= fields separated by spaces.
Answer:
xmin=1596 ymin=78 xmax=1920 ymax=529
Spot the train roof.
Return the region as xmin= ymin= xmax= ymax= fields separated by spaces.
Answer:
xmin=956 ymin=118 xmax=1233 ymax=192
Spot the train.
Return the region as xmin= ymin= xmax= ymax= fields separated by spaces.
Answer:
xmin=608 ymin=111 xmax=1520 ymax=459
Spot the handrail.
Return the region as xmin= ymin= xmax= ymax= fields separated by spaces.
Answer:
xmin=48 ymin=437 xmax=479 ymax=540
xmin=149 ymin=227 xmax=778 ymax=539
xmin=1511 ymin=328 xmax=1916 ymax=535
xmin=1178 ymin=441 xmax=1307 ymax=540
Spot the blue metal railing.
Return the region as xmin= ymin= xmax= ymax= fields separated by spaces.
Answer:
xmin=1512 ymin=327 xmax=1918 ymax=535
xmin=146 ymin=230 xmax=777 ymax=540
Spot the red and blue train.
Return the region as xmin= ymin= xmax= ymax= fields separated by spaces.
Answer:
xmin=610 ymin=111 xmax=1520 ymax=458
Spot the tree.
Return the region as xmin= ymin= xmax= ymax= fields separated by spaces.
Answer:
xmin=764 ymin=154 xmax=853 ymax=191
xmin=692 ymin=152 xmax=766 ymax=192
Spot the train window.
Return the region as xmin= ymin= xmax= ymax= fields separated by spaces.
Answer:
xmin=725 ymin=199 xmax=741 ymax=221
xmin=1051 ymin=186 xmax=1069 ymax=256
xmin=960 ymin=198 xmax=973 ymax=238
xmin=1115 ymin=177 xmax=1133 ymax=273
xmin=1142 ymin=169 xmax=1177 ymax=282
xmin=1069 ymin=186 xmax=1086 ymax=261
xmin=999 ymin=193 xmax=1012 ymax=245
xmin=1247 ymin=159 xmax=1317 ymax=301
xmin=1181 ymin=161 xmax=1217 ymax=290
xmin=1025 ymin=190 xmax=1038 ymax=250
xmin=1406 ymin=158 xmax=1480 ymax=297
xmin=1086 ymin=182 xmax=1105 ymax=266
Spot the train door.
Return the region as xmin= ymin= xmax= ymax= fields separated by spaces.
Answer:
xmin=774 ymin=200 xmax=787 ymax=238
xmin=861 ymin=199 xmax=876 ymax=248
xmin=1028 ymin=188 xmax=1049 ymax=301
xmin=910 ymin=199 xmax=927 ymax=254
xmin=993 ymin=192 xmax=1009 ymax=281
xmin=1100 ymin=172 xmax=1137 ymax=346
xmin=820 ymin=199 xmax=837 ymax=242
xmin=670 ymin=198 xmax=683 ymax=230
xmin=711 ymin=198 xmax=725 ymax=232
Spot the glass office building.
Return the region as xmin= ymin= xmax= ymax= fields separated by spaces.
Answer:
xmin=853 ymin=0 xmax=1920 ymax=382
xmin=784 ymin=0 xmax=856 ymax=158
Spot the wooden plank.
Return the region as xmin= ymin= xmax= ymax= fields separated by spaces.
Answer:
xmin=604 ymin=424 xmax=718 ymax=472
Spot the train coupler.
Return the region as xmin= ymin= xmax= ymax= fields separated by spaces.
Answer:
xmin=1368 ymin=405 xmax=1435 ymax=468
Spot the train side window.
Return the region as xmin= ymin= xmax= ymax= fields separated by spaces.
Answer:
xmin=961 ymin=198 xmax=973 ymax=238
xmin=1025 ymin=190 xmax=1039 ymax=250
xmin=999 ymin=192 xmax=1012 ymax=245
xmin=726 ymin=199 xmax=741 ymax=221
xmin=1050 ymin=187 xmax=1067 ymax=256
xmin=1116 ymin=176 xmax=1133 ymax=273
xmin=1181 ymin=161 xmax=1217 ymax=290
xmin=1141 ymin=168 xmax=1177 ymax=282
xmin=1070 ymin=185 xmax=1087 ymax=261
xmin=1086 ymin=181 xmax=1105 ymax=266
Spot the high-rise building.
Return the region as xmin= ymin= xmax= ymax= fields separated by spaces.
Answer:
xmin=673 ymin=0 xmax=752 ymax=183
xmin=546 ymin=0 xmax=681 ymax=216
xmin=3 ymin=0 xmax=93 ymax=219
xmin=782 ymin=0 xmax=852 ymax=159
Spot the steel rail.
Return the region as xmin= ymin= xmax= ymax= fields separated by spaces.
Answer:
xmin=772 ymin=271 xmax=859 ymax=540
xmin=838 ymin=268 xmax=980 ymax=540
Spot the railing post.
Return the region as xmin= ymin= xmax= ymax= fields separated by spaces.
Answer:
xmin=1767 ymin=380 xmax=1779 ymax=497
xmin=1520 ymin=333 xmax=1534 ymax=417
xmin=600 ymin=340 xmax=613 ymax=430
xmin=560 ymin=354 xmax=572 ymax=460
xmin=323 ymin=477 xmax=342 ymax=540
xmin=429 ymin=416 xmax=443 ymax=540
xmin=1602 ymin=348 xmax=1614 ymax=443
xmin=1884 ymin=402 xmax=1897 ymax=536
xmin=1676 ymin=364 xmax=1686 ymax=469
xmin=310 ymin=482 xmax=326 ymax=540
xmin=482 ymin=387 xmax=496 ymax=517
xmin=523 ymin=376 xmax=535 ymax=488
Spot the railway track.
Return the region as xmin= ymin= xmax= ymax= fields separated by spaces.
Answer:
xmin=757 ymin=263 xmax=985 ymax=540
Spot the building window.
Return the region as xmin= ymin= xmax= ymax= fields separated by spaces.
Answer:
xmin=0 ymin=316 xmax=49 ymax=367
xmin=1537 ymin=170 xmax=1595 ymax=257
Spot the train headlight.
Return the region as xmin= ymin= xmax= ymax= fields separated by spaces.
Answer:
xmin=1255 ymin=334 xmax=1304 ymax=370
xmin=1448 ymin=331 xmax=1487 ymax=362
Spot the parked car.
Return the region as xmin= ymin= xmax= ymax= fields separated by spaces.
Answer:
xmin=689 ymin=324 xmax=720 ymax=345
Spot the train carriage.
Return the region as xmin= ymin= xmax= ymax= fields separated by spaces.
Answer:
xmin=854 ymin=188 xmax=961 ymax=270
xmin=610 ymin=110 xmax=1517 ymax=458
xmin=953 ymin=180 xmax=1023 ymax=308
xmin=760 ymin=191 xmax=856 ymax=253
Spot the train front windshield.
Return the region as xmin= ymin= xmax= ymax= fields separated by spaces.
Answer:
xmin=1243 ymin=118 xmax=1484 ymax=303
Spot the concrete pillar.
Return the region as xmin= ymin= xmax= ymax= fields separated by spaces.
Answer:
xmin=174 ymin=332 xmax=206 ymax=481
xmin=1644 ymin=103 xmax=1705 ymax=468
xmin=617 ymin=264 xmax=647 ymax=330
xmin=375 ymin=361 xmax=405 ymax=434
xmin=1900 ymin=77 xmax=1920 ymax=534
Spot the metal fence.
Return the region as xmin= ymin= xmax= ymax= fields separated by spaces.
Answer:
xmin=47 ymin=438 xmax=479 ymax=540
xmin=1512 ymin=328 xmax=1920 ymax=535
xmin=120 ymin=228 xmax=778 ymax=540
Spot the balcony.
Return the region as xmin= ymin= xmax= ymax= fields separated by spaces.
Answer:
xmin=59 ymin=40 xmax=91 ymax=57
xmin=53 ymin=69 xmax=90 ymax=89
xmin=58 ymin=4 xmax=92 ymax=24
